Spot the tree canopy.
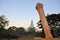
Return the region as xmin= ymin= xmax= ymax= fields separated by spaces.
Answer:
xmin=0 ymin=15 xmax=9 ymax=29
xmin=37 ymin=13 xmax=60 ymax=37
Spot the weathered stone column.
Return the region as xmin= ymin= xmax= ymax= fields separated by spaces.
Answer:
xmin=36 ymin=3 xmax=53 ymax=39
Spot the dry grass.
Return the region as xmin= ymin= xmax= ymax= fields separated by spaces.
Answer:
xmin=34 ymin=37 xmax=60 ymax=40
xmin=18 ymin=37 xmax=60 ymax=40
xmin=0 ymin=37 xmax=60 ymax=40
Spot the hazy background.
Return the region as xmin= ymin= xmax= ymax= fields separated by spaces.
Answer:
xmin=0 ymin=0 xmax=60 ymax=29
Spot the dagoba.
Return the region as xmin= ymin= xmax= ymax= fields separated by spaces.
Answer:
xmin=28 ymin=20 xmax=36 ymax=36
xmin=28 ymin=20 xmax=35 ymax=32
xmin=30 ymin=20 xmax=34 ymax=27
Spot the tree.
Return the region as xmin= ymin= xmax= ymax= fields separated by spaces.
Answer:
xmin=37 ymin=13 xmax=60 ymax=37
xmin=0 ymin=15 xmax=9 ymax=29
xmin=16 ymin=27 xmax=26 ymax=37
xmin=8 ymin=26 xmax=17 ymax=30
xmin=0 ymin=28 xmax=8 ymax=38
xmin=35 ymin=31 xmax=45 ymax=38
xmin=0 ymin=15 xmax=9 ymax=38
xmin=8 ymin=26 xmax=19 ymax=38
xmin=27 ymin=26 xmax=36 ymax=36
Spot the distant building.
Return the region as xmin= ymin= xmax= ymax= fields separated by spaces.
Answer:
xmin=27 ymin=20 xmax=36 ymax=36
xmin=30 ymin=20 xmax=34 ymax=27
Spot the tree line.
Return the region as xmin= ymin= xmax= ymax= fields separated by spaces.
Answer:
xmin=0 ymin=15 xmax=36 ymax=38
xmin=0 ymin=13 xmax=60 ymax=39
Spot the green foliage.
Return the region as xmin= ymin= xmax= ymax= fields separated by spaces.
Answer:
xmin=0 ymin=15 xmax=37 ymax=38
xmin=0 ymin=15 xmax=9 ymax=28
xmin=35 ymin=31 xmax=45 ymax=38
xmin=27 ymin=26 xmax=36 ymax=36
xmin=0 ymin=28 xmax=8 ymax=38
xmin=8 ymin=26 xmax=20 ymax=38
xmin=16 ymin=27 xmax=26 ymax=36
xmin=0 ymin=15 xmax=9 ymax=38
xmin=37 ymin=13 xmax=60 ymax=37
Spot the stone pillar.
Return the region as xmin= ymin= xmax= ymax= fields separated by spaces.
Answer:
xmin=36 ymin=3 xmax=53 ymax=39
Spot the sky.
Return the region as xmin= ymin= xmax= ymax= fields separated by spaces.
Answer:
xmin=0 ymin=0 xmax=60 ymax=29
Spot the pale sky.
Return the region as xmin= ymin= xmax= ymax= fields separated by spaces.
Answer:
xmin=0 ymin=0 xmax=60 ymax=29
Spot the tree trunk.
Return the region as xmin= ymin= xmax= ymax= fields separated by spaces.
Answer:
xmin=36 ymin=3 xmax=53 ymax=39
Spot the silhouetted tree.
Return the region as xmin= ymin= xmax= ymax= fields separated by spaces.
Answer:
xmin=0 ymin=15 xmax=9 ymax=38
xmin=8 ymin=26 xmax=19 ymax=38
xmin=0 ymin=28 xmax=8 ymax=38
xmin=0 ymin=15 xmax=9 ymax=29
xmin=16 ymin=27 xmax=26 ymax=37
xmin=37 ymin=13 xmax=60 ymax=37
xmin=35 ymin=31 xmax=45 ymax=38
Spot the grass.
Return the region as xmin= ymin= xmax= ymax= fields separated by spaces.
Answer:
xmin=0 ymin=37 xmax=60 ymax=40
